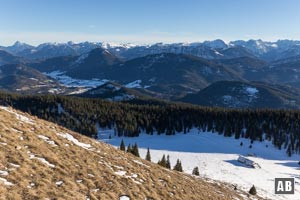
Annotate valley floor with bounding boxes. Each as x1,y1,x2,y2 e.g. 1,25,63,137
100,128,300,200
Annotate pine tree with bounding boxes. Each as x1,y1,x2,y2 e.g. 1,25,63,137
249,185,257,195
173,159,183,172
166,155,171,169
287,144,292,157
127,144,132,153
158,154,167,168
132,143,140,157
145,147,151,161
120,139,125,151
192,166,200,176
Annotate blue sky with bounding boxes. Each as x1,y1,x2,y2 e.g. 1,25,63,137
0,0,300,45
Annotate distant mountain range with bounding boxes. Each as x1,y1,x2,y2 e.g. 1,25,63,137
2,39,300,108
29,50,245,98
1,39,300,61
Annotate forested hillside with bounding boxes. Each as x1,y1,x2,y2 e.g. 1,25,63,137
0,92,300,156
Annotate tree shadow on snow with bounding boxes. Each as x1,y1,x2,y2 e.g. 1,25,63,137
275,161,300,168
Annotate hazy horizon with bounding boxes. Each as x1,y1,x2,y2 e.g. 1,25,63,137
2,37,300,47
1,0,300,45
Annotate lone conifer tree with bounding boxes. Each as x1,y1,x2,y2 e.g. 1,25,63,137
249,185,257,195
166,155,171,169
145,147,151,161
127,144,132,153
120,139,125,151
192,167,200,176
132,143,140,157
173,159,183,172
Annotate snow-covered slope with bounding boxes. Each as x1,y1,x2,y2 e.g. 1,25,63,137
103,129,300,200
44,70,108,88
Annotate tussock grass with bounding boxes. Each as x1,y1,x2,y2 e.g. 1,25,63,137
0,107,262,200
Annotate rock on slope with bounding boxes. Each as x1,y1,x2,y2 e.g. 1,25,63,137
0,106,256,200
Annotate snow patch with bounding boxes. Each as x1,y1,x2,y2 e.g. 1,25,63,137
11,128,23,134
55,180,63,186
9,163,20,168
0,177,14,186
119,195,130,200
37,135,49,140
68,88,90,95
0,106,35,124
57,132,92,150
0,170,9,176
37,135,57,146
106,83,121,91
245,87,259,96
114,171,127,176
133,160,150,168
29,154,55,168
125,80,142,88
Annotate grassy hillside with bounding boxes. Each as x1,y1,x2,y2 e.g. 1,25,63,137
0,106,255,200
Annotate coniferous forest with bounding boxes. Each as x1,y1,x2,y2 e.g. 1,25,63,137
1,92,300,156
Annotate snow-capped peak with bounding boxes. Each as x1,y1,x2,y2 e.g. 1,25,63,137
203,39,228,49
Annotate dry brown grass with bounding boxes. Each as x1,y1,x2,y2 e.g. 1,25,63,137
0,106,263,200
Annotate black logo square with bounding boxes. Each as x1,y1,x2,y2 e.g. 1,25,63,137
275,178,294,194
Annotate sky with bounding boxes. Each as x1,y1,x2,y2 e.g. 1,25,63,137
0,0,300,46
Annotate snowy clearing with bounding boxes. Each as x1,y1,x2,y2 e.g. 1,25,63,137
44,71,108,88
105,128,300,200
